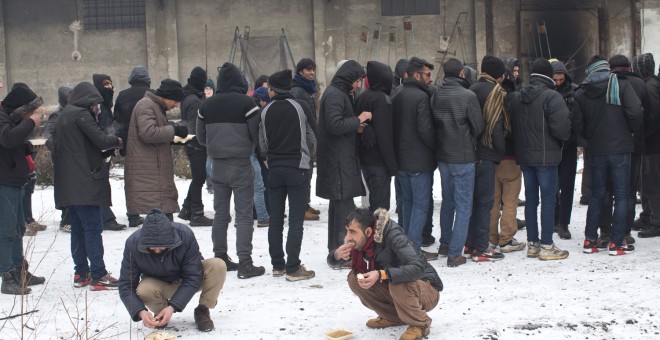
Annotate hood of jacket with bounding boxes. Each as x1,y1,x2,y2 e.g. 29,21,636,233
128,66,151,86
137,209,183,253
331,60,366,93
580,70,609,99
521,74,556,104
216,62,248,94
58,86,72,108
551,60,574,90
182,83,204,98
503,57,521,81
366,61,393,95
68,82,103,108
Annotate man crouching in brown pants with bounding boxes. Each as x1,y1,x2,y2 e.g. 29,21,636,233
329,208,443,339
119,209,226,332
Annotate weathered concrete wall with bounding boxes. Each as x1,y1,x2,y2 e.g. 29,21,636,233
641,0,660,61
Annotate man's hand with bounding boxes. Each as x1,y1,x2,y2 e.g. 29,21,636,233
154,305,175,327
333,242,354,261
358,111,372,124
357,270,379,289
29,111,42,127
139,310,159,328
357,123,366,133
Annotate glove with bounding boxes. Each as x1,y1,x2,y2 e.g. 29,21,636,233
174,125,188,138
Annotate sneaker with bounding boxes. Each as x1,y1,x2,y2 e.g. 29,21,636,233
582,239,600,254
272,267,285,277
517,218,526,230
190,214,213,227
596,236,610,249
194,305,214,332
307,206,321,215
437,243,449,256
304,210,320,221
556,224,572,240
422,250,438,261
517,199,525,207
400,325,430,340
59,223,71,233
500,239,526,253
285,264,315,281
237,258,265,279
22,261,45,286
24,224,38,236
421,234,436,247
216,254,239,271
631,218,649,231
463,246,474,259
366,316,404,329
538,243,569,261
26,220,47,231
527,242,541,258
472,248,505,262
73,272,92,288
1,269,31,295
178,207,191,221
638,226,660,238
89,274,118,291
129,217,145,228
609,242,635,256
103,221,127,231
447,255,466,267
257,218,270,228
624,234,635,245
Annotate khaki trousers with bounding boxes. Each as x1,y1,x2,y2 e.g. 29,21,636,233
489,159,522,246
136,258,227,314
347,271,439,328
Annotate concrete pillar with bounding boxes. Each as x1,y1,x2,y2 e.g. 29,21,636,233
0,0,7,95
145,0,179,82
313,0,347,91
474,0,488,66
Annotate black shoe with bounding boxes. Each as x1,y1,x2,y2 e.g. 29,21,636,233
21,260,45,286
631,218,650,231
556,224,572,240
103,221,127,231
638,226,660,238
517,219,526,230
194,305,214,332
216,254,239,271
1,269,31,295
178,207,191,221
129,217,144,228
421,234,436,247
579,197,590,205
517,199,525,207
237,258,265,279
189,214,213,227
437,243,449,256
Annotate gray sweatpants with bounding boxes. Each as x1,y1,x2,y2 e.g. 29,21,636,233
211,157,255,262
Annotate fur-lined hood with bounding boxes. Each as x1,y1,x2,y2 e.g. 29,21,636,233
373,208,390,243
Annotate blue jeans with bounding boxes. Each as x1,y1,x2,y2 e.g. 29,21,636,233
438,162,475,257
585,153,631,246
69,205,108,279
251,154,269,220
466,160,495,252
0,185,25,272
397,171,433,249
521,165,558,245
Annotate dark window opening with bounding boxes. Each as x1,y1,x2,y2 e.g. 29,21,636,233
381,0,440,16
83,0,145,30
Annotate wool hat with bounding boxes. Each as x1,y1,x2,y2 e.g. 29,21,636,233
188,66,207,91
205,78,216,90
2,85,42,117
481,55,506,79
268,69,292,94
155,79,184,102
252,86,270,103
531,58,554,78
296,58,317,74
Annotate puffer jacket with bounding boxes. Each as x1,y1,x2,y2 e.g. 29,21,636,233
469,79,506,162
52,82,120,208
432,76,485,163
509,74,571,166
124,91,178,214
119,209,203,321
316,60,366,200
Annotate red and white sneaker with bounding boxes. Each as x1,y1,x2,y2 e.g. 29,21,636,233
89,274,119,291
463,246,474,259
472,248,505,262
608,242,635,256
583,240,600,254
73,272,91,288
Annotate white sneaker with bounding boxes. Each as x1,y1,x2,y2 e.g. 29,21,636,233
538,243,569,260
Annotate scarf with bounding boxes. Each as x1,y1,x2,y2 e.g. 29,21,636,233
293,74,317,94
587,60,620,106
478,72,510,145
351,233,376,274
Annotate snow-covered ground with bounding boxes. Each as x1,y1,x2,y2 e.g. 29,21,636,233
3,158,660,340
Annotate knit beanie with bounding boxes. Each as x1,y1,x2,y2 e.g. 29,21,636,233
155,79,184,102
531,58,554,78
188,66,207,92
205,78,216,90
252,86,270,103
2,85,42,115
481,55,506,79
268,69,293,94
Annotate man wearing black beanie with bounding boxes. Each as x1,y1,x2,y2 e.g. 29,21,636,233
179,67,213,227
509,58,571,261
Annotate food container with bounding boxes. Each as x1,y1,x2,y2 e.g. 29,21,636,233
324,329,354,340
28,138,47,146
172,134,195,144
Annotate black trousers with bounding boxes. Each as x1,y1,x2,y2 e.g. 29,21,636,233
182,146,208,214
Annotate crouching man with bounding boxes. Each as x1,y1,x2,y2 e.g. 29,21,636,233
330,208,443,340
119,209,227,332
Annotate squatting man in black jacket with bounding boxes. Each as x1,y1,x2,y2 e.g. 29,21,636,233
119,209,227,332
330,208,443,340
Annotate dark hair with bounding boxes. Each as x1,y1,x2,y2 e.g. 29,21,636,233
345,208,375,231
405,57,434,77
254,75,269,89
296,58,317,74
588,55,608,67
609,54,631,68
443,58,464,78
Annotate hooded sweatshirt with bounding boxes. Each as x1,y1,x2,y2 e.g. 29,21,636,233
92,73,114,130
503,57,522,91
551,60,579,147
633,54,660,154
114,67,151,155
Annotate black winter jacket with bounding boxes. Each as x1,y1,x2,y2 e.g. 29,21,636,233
614,71,649,154
432,77,485,163
290,80,318,139
509,75,571,166
316,60,366,200
52,82,120,208
119,214,203,321
645,76,660,154
552,61,579,148
356,61,398,175
180,84,205,150
573,71,643,156
0,108,36,187
113,83,150,156
392,79,436,173
469,79,506,162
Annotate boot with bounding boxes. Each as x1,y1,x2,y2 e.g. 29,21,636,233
556,224,572,240
190,214,213,227
194,305,214,332
216,254,239,271
237,257,265,279
178,207,191,221
1,269,31,295
21,260,45,286
399,325,430,340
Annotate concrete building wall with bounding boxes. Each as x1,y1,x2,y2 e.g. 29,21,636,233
641,0,660,60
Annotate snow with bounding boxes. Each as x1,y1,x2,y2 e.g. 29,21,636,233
3,158,660,340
